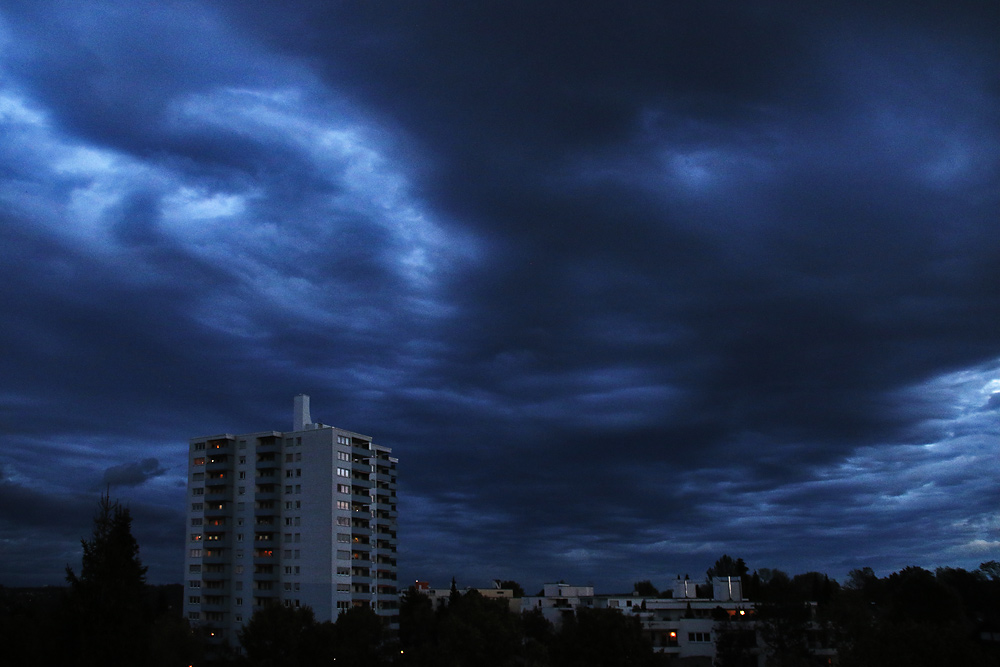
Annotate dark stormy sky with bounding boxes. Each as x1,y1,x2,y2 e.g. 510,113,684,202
1,1,998,592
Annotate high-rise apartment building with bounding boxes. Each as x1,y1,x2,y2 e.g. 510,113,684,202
183,395,398,645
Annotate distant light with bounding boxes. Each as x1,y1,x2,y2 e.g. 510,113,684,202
739,610,746,616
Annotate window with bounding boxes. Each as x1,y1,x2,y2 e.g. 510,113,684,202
285,518,294,526
238,471,246,480
188,596,201,604
239,440,247,449
285,566,293,574
338,550,351,560
237,518,244,526
284,533,292,542
191,518,203,526
286,469,294,478
294,550,300,559
189,580,201,588
294,533,301,543
192,488,204,496
337,517,350,526
337,467,350,478
337,567,350,576
337,484,350,494
338,435,349,445
296,452,302,462
191,534,202,542
337,500,350,510
236,597,243,606
338,451,350,461
239,486,245,495
239,455,246,464
235,565,244,574
286,453,294,463
193,472,204,481
190,549,202,558
189,564,201,573
338,533,350,543
337,583,350,592
191,503,203,511
284,582,292,591
237,534,244,542
235,615,243,622
688,632,711,643
194,443,206,451
295,566,300,574
188,611,201,620
294,517,301,526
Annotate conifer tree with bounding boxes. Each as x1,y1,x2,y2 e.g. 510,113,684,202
65,492,150,667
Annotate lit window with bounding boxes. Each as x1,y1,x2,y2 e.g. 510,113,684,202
191,534,202,542
337,468,350,478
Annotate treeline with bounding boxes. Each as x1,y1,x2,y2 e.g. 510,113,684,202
3,495,1000,666
706,555,1000,667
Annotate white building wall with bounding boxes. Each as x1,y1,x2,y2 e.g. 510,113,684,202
182,400,398,647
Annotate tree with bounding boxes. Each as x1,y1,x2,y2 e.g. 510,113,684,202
633,580,659,597
333,605,387,667
64,493,150,667
708,555,749,580
979,560,1000,582
499,579,526,597
238,603,320,667
552,607,659,667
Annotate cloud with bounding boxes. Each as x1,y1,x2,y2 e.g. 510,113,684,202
101,458,167,488
0,0,997,590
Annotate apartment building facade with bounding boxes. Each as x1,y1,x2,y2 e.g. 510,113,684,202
183,395,398,645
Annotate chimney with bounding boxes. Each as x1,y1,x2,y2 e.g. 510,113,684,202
293,394,312,431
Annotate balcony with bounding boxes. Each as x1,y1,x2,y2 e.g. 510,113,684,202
206,456,230,472
256,435,280,453
202,597,229,612
351,477,372,490
204,533,231,548
203,549,227,564
252,549,277,563
204,503,230,518
207,438,233,452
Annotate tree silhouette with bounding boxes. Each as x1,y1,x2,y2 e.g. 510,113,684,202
64,493,150,667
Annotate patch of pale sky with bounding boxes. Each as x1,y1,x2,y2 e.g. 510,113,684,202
161,186,247,223
176,86,474,289
0,91,45,126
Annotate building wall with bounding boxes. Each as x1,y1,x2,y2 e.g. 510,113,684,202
182,410,398,647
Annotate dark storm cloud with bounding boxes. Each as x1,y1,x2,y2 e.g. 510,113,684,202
0,0,997,589
101,458,167,488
